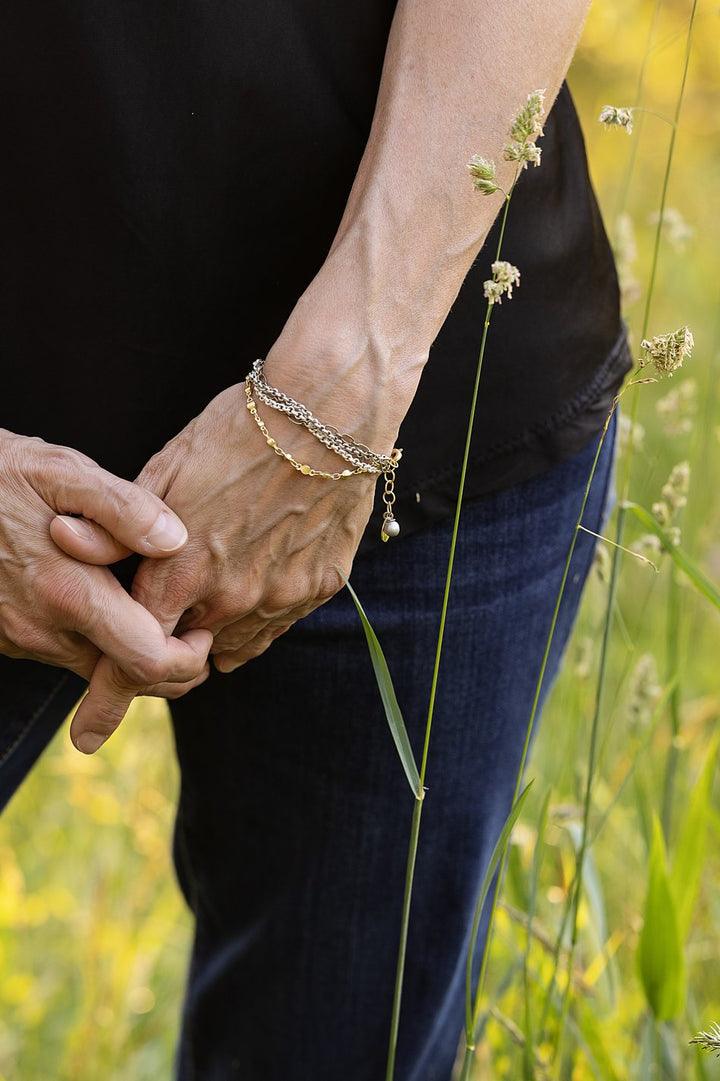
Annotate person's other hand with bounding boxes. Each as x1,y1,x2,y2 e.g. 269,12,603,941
52,377,386,750
0,429,213,752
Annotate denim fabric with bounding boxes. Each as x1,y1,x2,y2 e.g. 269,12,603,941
0,658,85,811
169,416,616,1081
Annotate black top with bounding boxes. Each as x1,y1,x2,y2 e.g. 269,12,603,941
1,0,630,553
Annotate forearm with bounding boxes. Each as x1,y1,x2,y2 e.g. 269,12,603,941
264,0,592,447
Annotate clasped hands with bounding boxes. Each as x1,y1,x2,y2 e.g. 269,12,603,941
3,380,378,755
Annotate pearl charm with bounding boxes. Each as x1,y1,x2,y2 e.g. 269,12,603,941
381,517,400,541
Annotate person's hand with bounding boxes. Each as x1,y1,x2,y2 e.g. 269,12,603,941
52,373,391,750
0,429,213,751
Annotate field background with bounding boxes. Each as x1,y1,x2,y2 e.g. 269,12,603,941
1,1,718,1078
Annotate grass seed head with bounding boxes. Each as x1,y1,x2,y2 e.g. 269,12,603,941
640,326,694,377
598,105,634,133
484,261,521,304
467,155,500,195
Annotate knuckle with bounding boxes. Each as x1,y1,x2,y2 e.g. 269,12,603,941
45,447,96,506
102,476,153,531
0,612,46,656
262,582,298,613
121,653,166,687
221,582,264,621
317,566,343,602
133,563,197,617
135,451,166,493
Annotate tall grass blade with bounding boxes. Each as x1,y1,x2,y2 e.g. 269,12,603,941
670,735,718,942
638,816,686,1021
341,573,423,799
465,781,534,1040
522,790,550,1080
625,503,720,610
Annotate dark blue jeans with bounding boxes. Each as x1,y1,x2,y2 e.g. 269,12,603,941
170,417,616,1081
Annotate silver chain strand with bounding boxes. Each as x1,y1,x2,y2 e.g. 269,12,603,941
244,358,402,541
247,358,398,473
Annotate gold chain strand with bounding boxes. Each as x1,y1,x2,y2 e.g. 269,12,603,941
247,358,398,473
245,386,364,479
245,383,402,541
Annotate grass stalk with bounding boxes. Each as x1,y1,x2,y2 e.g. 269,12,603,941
463,382,628,1066
385,796,423,1081
384,186,515,1081
552,500,625,1065
538,4,698,1062
661,566,682,839
616,0,698,507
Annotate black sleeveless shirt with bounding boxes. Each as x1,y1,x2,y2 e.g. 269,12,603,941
1,1,631,553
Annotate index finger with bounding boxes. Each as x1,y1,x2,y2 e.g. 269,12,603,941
70,627,212,754
65,566,204,682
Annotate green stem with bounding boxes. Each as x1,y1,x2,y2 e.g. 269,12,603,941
418,188,514,783
661,566,682,839
617,0,697,507
468,381,625,1050
384,183,515,1081
384,796,423,1081
458,1042,476,1081
553,502,625,1065
544,7,698,1064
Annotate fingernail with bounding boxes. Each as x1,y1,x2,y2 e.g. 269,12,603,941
58,515,96,540
75,731,108,755
145,511,188,552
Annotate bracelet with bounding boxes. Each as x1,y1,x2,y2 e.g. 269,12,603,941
247,359,398,473
244,361,402,542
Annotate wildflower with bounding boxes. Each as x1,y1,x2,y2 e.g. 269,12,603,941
467,155,500,195
640,326,694,378
598,105,634,133
649,207,694,251
483,261,521,305
690,1023,720,1056
626,653,661,733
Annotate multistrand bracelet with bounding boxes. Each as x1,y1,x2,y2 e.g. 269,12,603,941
244,359,402,542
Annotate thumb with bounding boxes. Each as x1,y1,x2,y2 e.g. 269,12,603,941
47,471,188,562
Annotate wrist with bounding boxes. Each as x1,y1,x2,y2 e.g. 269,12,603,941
261,251,428,453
